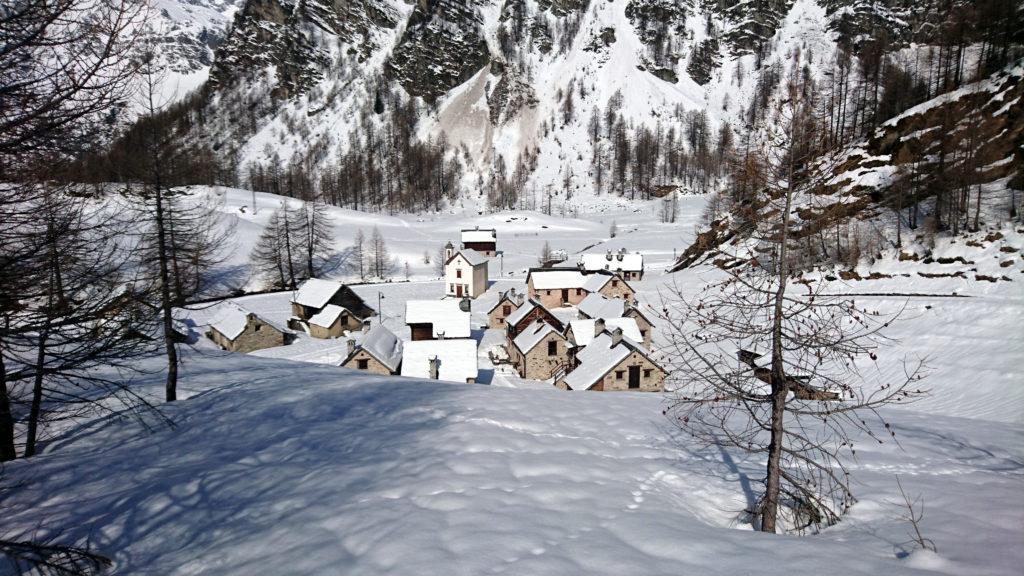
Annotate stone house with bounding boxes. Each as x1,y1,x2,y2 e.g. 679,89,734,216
576,293,626,320
623,303,656,349
291,278,375,328
444,243,489,298
504,298,564,340
555,328,667,392
526,268,635,309
460,226,497,256
405,299,471,341
307,304,351,339
509,319,570,380
400,339,478,383
341,322,403,375
207,302,288,353
579,248,644,280
487,288,525,329
565,317,644,351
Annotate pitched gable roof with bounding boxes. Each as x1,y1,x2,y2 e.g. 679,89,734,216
308,304,347,328
446,248,488,267
461,227,497,243
580,251,644,273
348,323,403,372
209,301,285,341
577,293,626,319
562,331,664,391
292,278,342,309
513,320,562,354
400,339,478,383
405,299,471,338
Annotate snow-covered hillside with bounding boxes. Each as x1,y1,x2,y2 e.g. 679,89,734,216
2,328,1022,574
3,186,1023,573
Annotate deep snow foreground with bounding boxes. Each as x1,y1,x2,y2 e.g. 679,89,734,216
3,349,1023,575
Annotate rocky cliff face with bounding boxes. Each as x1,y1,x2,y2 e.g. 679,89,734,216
385,0,490,103
151,0,1020,214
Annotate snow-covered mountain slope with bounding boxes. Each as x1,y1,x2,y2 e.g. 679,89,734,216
156,0,842,199
145,0,242,105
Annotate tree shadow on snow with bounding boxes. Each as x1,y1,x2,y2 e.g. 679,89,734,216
5,355,465,573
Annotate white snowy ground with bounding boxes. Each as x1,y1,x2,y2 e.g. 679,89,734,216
3,189,1023,574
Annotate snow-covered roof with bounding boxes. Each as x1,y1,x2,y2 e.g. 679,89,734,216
208,301,284,341
461,228,496,243
506,299,538,327
562,333,632,391
405,300,471,338
513,320,562,354
354,323,403,372
582,273,614,293
487,290,522,313
308,304,346,328
568,318,642,348
292,278,342,309
579,251,644,273
528,269,590,290
400,339,478,383
449,248,488,267
577,293,626,319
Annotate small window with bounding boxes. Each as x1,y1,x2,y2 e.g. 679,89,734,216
576,288,582,295
547,341,557,356
456,269,462,278
644,369,652,378
357,359,369,370
640,330,647,338
616,370,624,380
503,305,511,315
546,290,551,295
612,280,619,287
254,324,262,332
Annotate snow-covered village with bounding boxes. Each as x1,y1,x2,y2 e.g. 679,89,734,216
2,0,1023,574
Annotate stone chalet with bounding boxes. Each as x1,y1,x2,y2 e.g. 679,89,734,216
487,288,525,329
579,249,644,281
504,297,564,340
555,327,667,392
405,299,472,341
444,243,489,299
291,278,375,336
400,339,479,384
576,293,656,349
341,322,403,375
460,226,497,256
207,302,289,353
526,268,635,309
509,318,570,380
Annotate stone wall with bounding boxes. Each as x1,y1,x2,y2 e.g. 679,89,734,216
342,348,395,375
210,315,285,353
514,331,569,380
488,299,520,328
555,349,665,392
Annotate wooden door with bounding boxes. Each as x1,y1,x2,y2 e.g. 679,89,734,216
561,288,569,303
456,284,463,297
628,366,641,389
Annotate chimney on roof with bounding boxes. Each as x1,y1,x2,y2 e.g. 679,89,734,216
606,249,612,261
428,356,440,380
347,339,355,356
611,327,623,346
516,293,524,306
594,318,605,338
363,318,372,330
475,225,480,230
437,330,445,340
